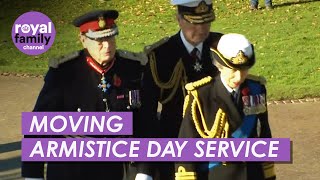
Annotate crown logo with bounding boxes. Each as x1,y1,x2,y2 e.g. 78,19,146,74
195,1,209,14
98,16,106,29
231,51,248,64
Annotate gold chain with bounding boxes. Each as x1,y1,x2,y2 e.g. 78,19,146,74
182,94,190,118
183,76,229,138
149,52,187,104
191,96,229,138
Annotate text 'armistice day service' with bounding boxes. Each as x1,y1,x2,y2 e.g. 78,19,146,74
22,112,291,162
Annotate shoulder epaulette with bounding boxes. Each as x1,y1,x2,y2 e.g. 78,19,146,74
247,74,266,85
49,51,80,68
117,49,148,65
144,36,170,55
185,76,212,91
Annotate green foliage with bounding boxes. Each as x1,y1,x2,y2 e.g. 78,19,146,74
0,0,319,100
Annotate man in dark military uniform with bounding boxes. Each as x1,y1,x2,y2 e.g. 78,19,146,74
175,33,276,180
21,10,144,180
136,0,223,179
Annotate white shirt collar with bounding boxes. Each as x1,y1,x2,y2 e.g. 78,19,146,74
220,75,239,94
180,30,203,57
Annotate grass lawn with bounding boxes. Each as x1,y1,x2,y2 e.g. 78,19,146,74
0,0,319,100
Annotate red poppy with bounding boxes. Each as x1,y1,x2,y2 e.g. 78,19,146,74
113,74,122,87
241,87,250,96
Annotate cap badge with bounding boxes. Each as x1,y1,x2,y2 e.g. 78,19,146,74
98,16,106,29
231,50,248,65
195,1,209,14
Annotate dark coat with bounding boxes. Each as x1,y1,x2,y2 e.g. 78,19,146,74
136,32,223,179
21,49,143,180
175,75,274,180
138,31,223,138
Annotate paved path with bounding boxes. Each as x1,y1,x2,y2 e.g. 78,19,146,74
0,75,319,180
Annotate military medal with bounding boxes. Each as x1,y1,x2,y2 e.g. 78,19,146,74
129,90,141,109
259,94,266,105
86,56,115,112
241,87,266,115
98,75,111,93
193,61,203,72
242,96,250,106
190,48,203,72
243,94,267,115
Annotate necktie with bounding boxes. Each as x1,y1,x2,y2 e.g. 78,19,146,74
190,48,202,72
231,90,238,105
190,48,200,61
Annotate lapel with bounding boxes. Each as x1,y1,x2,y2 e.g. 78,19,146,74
63,53,101,111
201,39,212,62
173,31,193,62
175,31,217,82
213,76,243,132
173,32,199,82
236,82,247,115
201,41,214,73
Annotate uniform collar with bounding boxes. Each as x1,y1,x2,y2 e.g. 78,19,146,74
220,74,239,94
86,56,115,75
180,30,203,57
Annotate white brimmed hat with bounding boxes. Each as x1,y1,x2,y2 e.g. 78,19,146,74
171,0,215,24
211,33,255,70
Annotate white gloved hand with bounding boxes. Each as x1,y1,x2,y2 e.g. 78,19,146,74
135,173,153,180
25,178,44,180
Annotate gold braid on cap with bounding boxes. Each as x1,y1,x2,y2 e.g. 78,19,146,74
183,13,215,24
210,48,234,69
184,77,230,138
149,52,187,104
231,50,248,65
211,48,249,67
